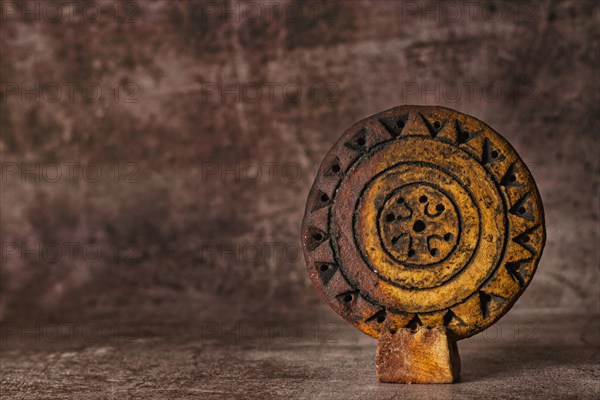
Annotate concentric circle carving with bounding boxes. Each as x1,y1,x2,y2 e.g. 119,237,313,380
302,105,545,340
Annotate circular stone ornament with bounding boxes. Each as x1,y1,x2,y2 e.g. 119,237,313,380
302,105,545,340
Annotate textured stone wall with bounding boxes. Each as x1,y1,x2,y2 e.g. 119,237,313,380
1,0,598,325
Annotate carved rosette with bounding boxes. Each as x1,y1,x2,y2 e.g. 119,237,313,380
302,105,545,340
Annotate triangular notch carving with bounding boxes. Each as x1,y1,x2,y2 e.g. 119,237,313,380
305,226,329,251
420,113,447,138
344,128,369,152
379,114,408,137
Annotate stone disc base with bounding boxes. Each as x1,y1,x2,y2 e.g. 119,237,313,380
376,326,460,384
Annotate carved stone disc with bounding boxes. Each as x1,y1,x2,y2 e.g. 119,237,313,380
301,105,545,340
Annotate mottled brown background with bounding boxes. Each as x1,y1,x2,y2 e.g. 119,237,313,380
1,0,598,329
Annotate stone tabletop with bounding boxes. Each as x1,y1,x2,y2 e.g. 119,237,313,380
1,308,597,399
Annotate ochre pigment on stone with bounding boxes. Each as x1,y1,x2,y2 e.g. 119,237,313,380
302,105,545,383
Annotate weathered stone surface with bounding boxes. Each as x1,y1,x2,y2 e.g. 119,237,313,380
0,310,598,399
302,105,546,382
302,105,545,341
376,327,460,384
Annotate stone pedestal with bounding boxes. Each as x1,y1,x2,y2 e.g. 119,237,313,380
376,326,460,384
